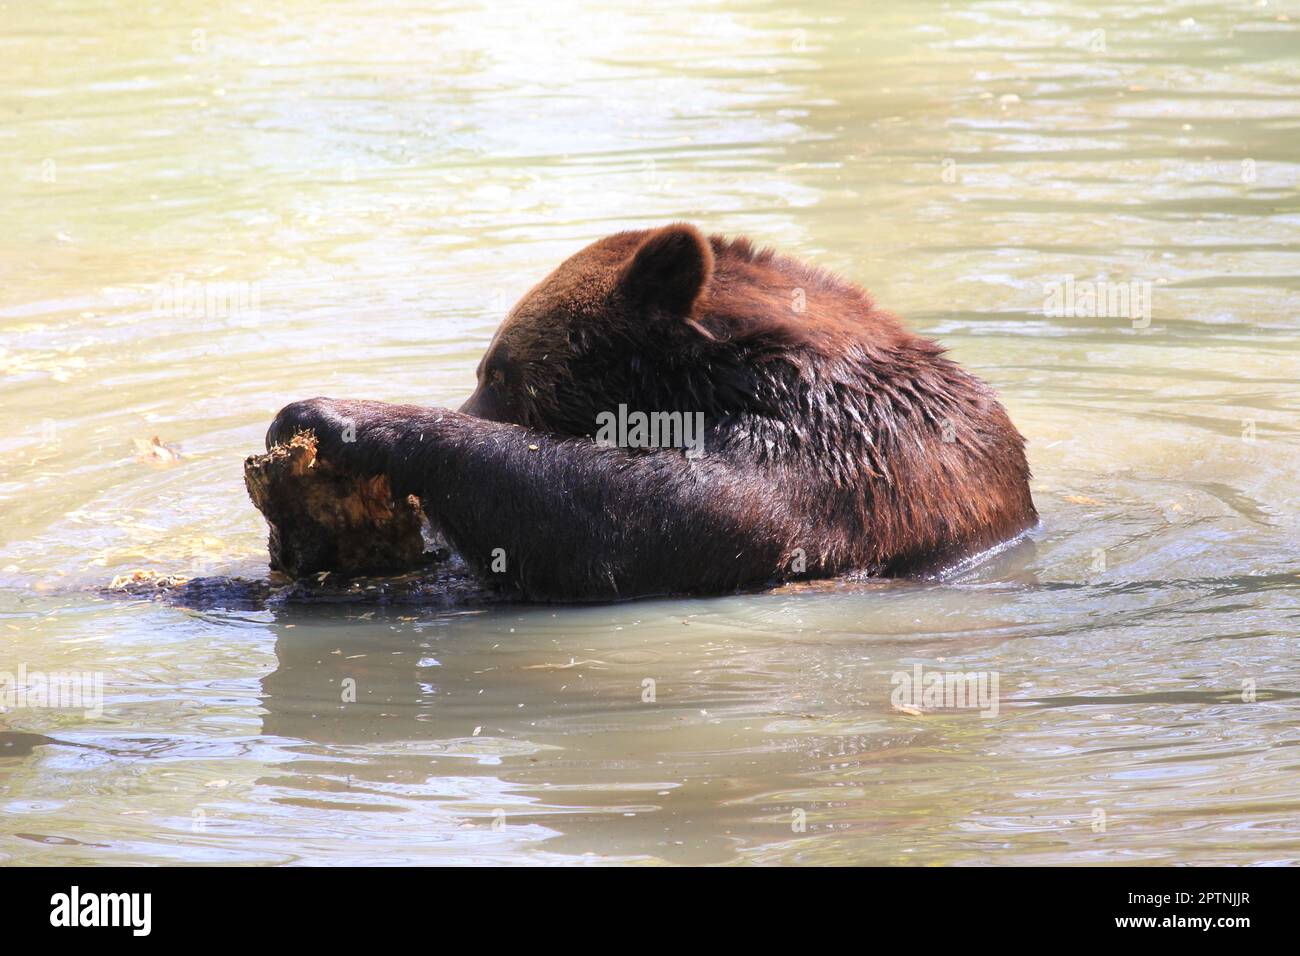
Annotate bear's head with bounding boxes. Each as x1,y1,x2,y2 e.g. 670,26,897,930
458,223,719,436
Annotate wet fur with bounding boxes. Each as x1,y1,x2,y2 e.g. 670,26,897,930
269,224,1037,600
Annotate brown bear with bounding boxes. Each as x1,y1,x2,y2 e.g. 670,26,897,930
267,223,1036,601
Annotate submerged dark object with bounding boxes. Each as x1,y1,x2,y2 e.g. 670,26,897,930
104,565,507,610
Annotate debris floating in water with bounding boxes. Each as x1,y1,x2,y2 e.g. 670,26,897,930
108,569,190,590
133,436,184,464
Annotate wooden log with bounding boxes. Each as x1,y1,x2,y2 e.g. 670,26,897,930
243,431,432,578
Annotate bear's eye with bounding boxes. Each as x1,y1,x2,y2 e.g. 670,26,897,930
489,367,506,388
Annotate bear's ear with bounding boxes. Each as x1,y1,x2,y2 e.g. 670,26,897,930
619,223,714,317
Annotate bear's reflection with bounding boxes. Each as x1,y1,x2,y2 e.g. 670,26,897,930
259,607,510,746
252,555,1043,864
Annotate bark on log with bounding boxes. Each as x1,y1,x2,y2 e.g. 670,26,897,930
243,432,431,578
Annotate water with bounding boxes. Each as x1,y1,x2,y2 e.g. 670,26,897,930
2,0,1298,865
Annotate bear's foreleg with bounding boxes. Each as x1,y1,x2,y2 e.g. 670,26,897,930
266,398,808,600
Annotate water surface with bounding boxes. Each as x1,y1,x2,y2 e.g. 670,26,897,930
2,0,1299,865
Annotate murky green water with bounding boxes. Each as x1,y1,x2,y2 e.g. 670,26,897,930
2,0,1298,865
